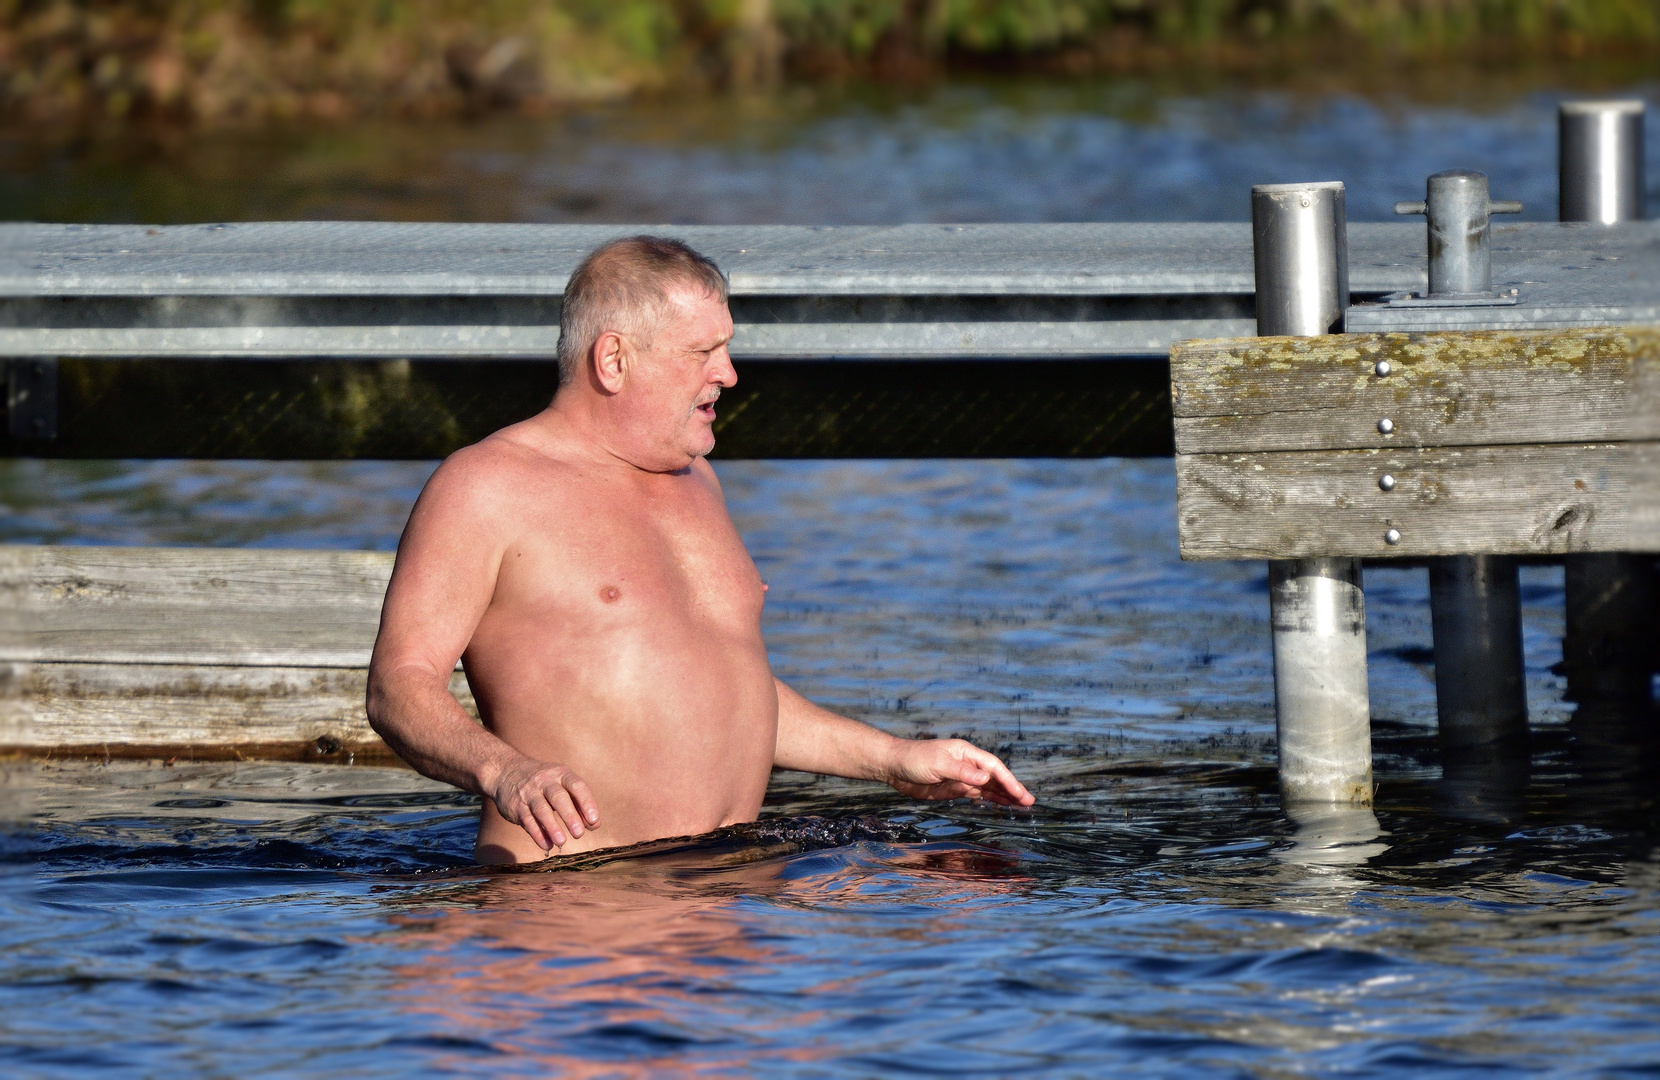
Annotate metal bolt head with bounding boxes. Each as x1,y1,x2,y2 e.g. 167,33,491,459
1379,474,1396,491
1374,360,1392,377
1384,528,1401,545
1377,418,1395,435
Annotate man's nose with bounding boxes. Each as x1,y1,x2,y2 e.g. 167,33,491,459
711,347,737,387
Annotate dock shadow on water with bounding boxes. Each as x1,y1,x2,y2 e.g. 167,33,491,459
5,459,1660,1073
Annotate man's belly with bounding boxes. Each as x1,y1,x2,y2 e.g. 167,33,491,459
463,623,778,863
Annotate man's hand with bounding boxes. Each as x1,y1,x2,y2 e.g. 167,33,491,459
884,738,1035,807
773,679,1036,808
488,756,601,852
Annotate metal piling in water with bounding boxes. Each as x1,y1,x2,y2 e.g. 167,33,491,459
1559,99,1656,718
1396,170,1531,754
1250,181,1375,808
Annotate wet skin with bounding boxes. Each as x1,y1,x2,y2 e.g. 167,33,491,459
367,283,1033,864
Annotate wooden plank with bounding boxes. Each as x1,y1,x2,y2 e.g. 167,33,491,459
1171,327,1660,455
0,661,474,762
1176,442,1659,561
0,546,392,666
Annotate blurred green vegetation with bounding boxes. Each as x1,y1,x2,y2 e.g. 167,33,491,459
3,0,1657,126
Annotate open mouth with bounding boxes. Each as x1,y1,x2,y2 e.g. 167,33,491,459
694,394,719,420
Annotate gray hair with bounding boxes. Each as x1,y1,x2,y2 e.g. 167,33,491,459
555,236,729,387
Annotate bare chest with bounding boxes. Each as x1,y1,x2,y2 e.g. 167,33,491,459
490,471,763,629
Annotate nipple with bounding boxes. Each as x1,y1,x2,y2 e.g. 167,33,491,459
600,585,621,603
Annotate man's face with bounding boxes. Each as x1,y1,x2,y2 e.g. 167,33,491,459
620,284,736,470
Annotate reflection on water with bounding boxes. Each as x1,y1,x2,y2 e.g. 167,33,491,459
386,832,1029,1073
5,76,1660,1071
6,459,1660,1072
1278,806,1388,868
15,732,1660,1073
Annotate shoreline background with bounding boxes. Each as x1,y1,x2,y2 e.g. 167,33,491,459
3,0,1658,130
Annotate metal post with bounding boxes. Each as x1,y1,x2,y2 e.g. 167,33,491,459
1430,555,1528,749
1395,169,1524,297
1560,100,1654,715
1564,555,1656,705
1253,181,1373,807
1560,100,1645,223
1269,559,1373,805
1253,182,1349,337
1399,169,1532,751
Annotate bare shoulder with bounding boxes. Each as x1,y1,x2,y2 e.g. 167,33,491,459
417,422,581,524
688,456,728,501
393,449,518,579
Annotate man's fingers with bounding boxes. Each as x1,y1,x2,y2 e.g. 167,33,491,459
898,779,980,801
513,801,550,851
947,748,993,786
545,785,586,839
526,795,568,850
959,746,1034,806
983,759,1034,806
564,773,601,827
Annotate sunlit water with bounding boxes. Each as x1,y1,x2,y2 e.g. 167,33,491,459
11,458,1658,1074
3,77,1657,224
6,78,1660,1074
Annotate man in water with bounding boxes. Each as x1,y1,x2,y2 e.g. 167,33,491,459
367,236,1033,864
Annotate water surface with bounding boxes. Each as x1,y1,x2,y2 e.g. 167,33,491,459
12,458,1658,1075
6,78,1660,1075
4,78,1656,224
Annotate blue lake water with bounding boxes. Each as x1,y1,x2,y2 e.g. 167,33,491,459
5,78,1660,1074
3,78,1657,224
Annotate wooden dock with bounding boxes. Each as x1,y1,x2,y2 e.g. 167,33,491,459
1172,326,1660,560
0,545,469,762
3,123,1658,776
5,220,1656,460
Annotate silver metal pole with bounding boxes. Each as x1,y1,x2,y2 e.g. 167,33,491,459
1252,182,1349,336
1400,169,1533,750
1269,559,1374,805
1252,181,1373,807
1560,100,1654,715
1560,100,1646,224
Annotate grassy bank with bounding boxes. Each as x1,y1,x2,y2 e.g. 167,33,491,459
4,0,1658,127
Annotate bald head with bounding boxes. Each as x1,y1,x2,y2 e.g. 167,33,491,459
556,236,729,388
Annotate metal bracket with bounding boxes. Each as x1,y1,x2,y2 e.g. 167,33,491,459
1364,287,1521,309
6,358,58,441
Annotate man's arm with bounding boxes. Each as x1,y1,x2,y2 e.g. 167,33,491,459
772,679,1034,806
366,452,598,853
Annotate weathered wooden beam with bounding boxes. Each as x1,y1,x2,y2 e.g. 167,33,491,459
1177,442,1659,560
1,545,392,666
1171,327,1660,456
1,357,1174,459
0,661,471,763
0,545,482,761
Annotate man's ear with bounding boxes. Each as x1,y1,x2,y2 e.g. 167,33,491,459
590,330,628,394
